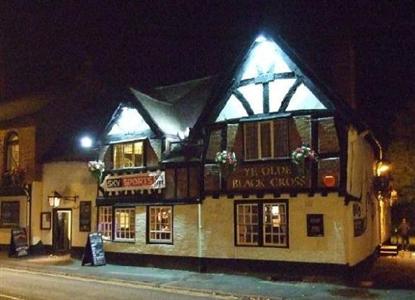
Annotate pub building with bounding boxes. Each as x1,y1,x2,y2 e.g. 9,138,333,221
91,30,392,274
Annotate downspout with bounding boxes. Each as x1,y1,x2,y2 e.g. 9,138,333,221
360,130,384,246
369,131,384,245
197,202,203,272
24,184,32,248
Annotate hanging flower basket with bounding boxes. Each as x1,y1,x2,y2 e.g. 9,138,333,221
291,145,318,165
3,167,26,187
88,160,105,183
291,145,318,175
215,150,237,179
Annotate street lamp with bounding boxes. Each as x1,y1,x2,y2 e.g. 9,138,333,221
48,191,78,208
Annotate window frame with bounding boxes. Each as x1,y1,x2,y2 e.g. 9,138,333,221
4,132,19,172
234,200,289,248
0,201,20,228
114,207,136,242
243,120,290,161
112,140,146,170
147,205,174,244
97,206,113,241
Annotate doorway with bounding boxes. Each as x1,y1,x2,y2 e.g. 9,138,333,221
53,209,72,252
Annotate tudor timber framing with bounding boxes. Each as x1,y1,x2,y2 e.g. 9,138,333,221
193,28,365,136
201,111,345,199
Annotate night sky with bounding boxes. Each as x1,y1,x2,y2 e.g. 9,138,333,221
1,1,414,147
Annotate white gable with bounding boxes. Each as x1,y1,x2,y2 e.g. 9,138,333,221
269,78,296,112
108,107,151,136
241,38,292,80
286,84,326,111
215,35,329,123
237,84,263,114
216,95,248,122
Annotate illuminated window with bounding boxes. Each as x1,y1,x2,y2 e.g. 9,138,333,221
114,207,135,241
98,206,112,240
5,132,19,172
148,206,173,243
236,203,259,245
235,201,288,247
113,141,144,169
263,203,287,246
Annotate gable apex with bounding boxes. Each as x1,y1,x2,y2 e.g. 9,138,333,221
102,103,155,143
194,27,363,134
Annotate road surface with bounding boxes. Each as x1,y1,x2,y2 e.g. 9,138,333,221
0,267,237,300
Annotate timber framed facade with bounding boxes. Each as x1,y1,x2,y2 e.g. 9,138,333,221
90,29,391,273
0,28,392,275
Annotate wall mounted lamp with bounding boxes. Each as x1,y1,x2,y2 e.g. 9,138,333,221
48,191,78,208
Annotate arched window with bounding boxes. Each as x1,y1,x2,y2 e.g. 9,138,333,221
5,132,19,172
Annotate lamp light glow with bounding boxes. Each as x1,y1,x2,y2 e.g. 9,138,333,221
375,161,391,176
80,136,93,148
255,35,267,43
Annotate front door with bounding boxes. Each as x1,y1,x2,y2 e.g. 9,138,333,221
53,209,72,252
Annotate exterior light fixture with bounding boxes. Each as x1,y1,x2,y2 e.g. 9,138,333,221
390,189,398,206
255,35,267,43
48,191,78,208
373,160,391,195
80,136,93,148
375,160,391,177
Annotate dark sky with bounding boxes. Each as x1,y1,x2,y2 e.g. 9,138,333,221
1,1,414,146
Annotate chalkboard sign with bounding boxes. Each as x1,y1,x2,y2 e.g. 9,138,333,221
82,232,106,266
9,227,29,257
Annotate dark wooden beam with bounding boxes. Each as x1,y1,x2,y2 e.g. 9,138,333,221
238,72,296,88
263,83,269,114
233,90,254,116
311,117,319,192
278,78,302,112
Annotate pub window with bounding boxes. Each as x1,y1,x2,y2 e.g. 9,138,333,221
113,141,144,169
148,206,173,243
236,203,259,245
263,203,287,246
97,206,112,240
235,201,288,247
114,207,135,241
5,132,19,172
244,119,291,160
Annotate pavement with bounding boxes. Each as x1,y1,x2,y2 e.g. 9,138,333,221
1,251,415,299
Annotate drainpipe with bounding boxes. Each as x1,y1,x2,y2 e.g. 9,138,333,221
23,184,32,248
197,202,203,272
360,130,384,246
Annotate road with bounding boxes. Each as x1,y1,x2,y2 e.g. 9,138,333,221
0,268,237,300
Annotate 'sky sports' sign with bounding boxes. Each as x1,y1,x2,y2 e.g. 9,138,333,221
101,171,165,193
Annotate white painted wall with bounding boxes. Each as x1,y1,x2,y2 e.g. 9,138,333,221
40,161,97,247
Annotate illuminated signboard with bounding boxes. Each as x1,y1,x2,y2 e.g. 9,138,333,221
100,171,165,193
226,162,311,191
